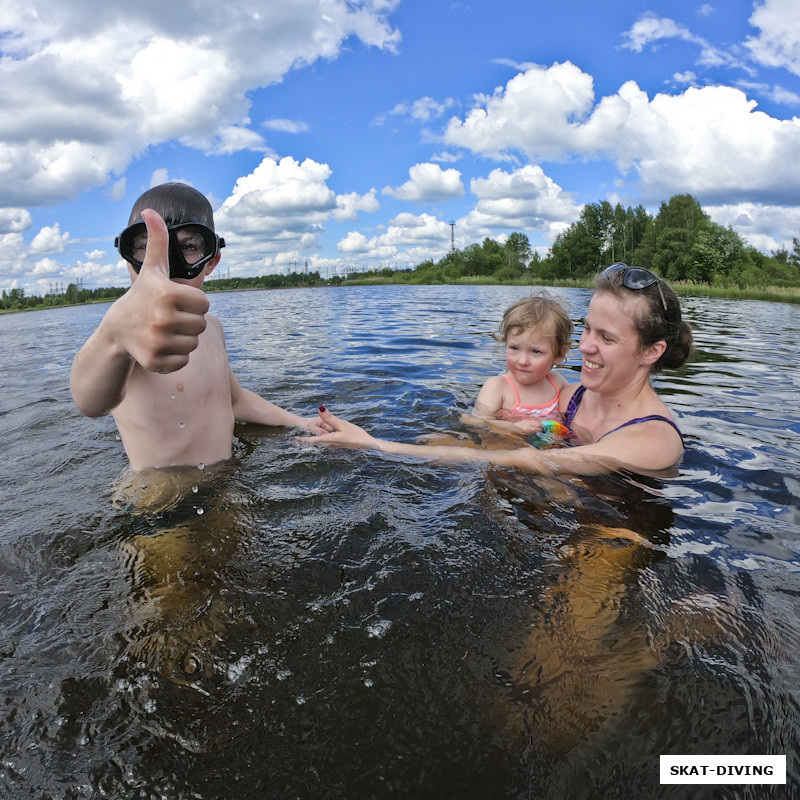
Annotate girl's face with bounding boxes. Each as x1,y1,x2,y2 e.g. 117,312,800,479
505,326,561,385
578,291,652,393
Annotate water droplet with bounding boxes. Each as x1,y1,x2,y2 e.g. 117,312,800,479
196,507,204,515
171,393,176,400
179,422,185,429
227,655,253,683
197,462,205,471
182,653,200,675
295,696,306,705
367,619,392,638
192,485,199,494
363,678,374,688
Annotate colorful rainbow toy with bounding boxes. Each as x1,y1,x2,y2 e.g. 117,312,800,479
527,419,572,449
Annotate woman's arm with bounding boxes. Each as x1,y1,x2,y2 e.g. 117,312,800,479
302,408,681,474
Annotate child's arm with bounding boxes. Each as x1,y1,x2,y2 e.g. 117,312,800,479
70,210,209,417
461,376,510,425
464,375,543,438
229,372,331,434
472,375,506,420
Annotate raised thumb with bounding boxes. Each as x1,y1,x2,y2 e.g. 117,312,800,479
138,208,171,277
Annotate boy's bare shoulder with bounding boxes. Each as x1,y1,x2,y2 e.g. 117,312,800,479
203,313,227,342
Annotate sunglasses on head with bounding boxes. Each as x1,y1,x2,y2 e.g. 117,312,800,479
602,262,667,311
115,220,226,280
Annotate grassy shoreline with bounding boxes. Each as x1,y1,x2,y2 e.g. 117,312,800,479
341,276,800,304
4,278,800,314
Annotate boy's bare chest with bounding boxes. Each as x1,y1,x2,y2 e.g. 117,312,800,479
118,326,232,421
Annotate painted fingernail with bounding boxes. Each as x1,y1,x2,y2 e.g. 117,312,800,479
319,404,327,412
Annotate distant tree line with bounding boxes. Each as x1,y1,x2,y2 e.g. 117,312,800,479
386,194,800,289
544,193,800,288
0,284,127,312
0,271,327,312
4,193,799,313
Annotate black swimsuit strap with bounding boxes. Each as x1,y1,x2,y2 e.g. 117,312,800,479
564,384,586,427
598,415,683,442
564,385,682,441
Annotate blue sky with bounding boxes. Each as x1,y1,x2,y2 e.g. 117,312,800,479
3,0,800,294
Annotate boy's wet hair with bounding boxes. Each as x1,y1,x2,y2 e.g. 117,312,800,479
493,291,574,359
128,182,216,230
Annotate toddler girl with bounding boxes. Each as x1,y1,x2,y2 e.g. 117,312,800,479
473,293,573,442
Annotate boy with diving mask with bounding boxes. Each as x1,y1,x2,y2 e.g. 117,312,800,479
71,182,329,471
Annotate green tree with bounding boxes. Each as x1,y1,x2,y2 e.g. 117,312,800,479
550,201,649,277
617,205,653,267
2,287,26,310
550,204,605,278
502,232,532,276
790,238,800,267
460,243,492,276
687,223,748,283
650,194,709,281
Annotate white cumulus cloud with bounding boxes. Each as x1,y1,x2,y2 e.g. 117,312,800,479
383,163,465,202
747,0,800,76
0,0,401,207
334,189,380,222
29,224,70,255
443,61,800,205
215,156,386,273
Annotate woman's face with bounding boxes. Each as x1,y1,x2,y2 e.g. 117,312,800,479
578,290,650,393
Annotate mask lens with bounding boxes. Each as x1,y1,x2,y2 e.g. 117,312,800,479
176,229,207,266
115,222,147,273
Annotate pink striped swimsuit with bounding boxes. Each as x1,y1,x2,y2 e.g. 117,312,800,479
499,373,560,419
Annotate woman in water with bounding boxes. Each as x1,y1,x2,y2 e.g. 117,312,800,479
304,264,693,475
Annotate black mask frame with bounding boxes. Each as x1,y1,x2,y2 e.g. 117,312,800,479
115,220,226,279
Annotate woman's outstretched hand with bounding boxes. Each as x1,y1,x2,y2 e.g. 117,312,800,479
297,406,380,450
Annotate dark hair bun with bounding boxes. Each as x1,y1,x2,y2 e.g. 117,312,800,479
657,320,693,371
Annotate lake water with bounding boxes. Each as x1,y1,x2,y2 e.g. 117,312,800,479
1,284,798,799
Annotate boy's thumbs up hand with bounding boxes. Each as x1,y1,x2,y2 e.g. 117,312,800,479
110,208,210,373
137,207,172,279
